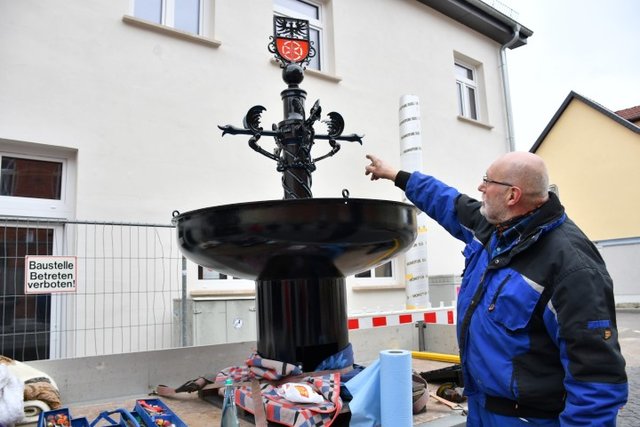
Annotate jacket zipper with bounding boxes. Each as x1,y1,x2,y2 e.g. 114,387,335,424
459,269,488,356
487,274,511,312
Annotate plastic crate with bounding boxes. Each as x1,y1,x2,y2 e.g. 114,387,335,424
89,409,140,427
37,408,90,427
133,399,187,427
128,411,146,427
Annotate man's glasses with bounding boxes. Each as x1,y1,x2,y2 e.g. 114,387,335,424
482,175,514,187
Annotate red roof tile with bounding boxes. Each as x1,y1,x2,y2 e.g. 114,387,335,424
615,105,640,122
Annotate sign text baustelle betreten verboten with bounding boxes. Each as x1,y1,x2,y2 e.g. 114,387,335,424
24,256,77,294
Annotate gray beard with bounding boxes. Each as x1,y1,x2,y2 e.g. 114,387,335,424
480,204,500,225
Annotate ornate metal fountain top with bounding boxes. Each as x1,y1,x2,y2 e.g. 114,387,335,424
218,16,363,199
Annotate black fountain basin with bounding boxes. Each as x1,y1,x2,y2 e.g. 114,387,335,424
173,198,417,280
174,198,417,369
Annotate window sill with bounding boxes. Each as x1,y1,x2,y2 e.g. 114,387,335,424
269,58,342,83
190,288,255,299
457,115,494,130
122,15,221,48
352,283,406,292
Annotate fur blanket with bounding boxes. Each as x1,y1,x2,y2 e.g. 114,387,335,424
0,356,61,425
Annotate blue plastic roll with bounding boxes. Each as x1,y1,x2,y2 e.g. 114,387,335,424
380,349,412,426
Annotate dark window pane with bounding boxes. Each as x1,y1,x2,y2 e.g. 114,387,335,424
375,262,392,278
467,87,477,119
0,227,53,361
199,266,235,280
455,64,473,80
1,157,62,200
355,270,371,278
454,64,464,79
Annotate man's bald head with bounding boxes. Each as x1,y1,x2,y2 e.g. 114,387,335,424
489,151,550,211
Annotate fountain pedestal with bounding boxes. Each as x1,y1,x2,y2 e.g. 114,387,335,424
256,277,347,370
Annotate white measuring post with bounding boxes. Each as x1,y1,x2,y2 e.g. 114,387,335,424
399,95,429,309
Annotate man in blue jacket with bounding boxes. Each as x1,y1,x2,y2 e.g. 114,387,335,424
365,151,628,426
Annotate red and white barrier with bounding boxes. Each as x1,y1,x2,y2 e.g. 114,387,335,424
347,306,456,331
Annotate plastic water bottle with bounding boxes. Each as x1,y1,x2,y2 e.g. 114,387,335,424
221,377,240,427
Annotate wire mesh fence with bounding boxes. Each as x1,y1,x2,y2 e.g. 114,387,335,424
0,218,184,361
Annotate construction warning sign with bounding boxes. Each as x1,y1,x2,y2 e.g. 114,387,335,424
24,256,77,294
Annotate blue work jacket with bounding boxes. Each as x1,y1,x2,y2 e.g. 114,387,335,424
398,171,628,426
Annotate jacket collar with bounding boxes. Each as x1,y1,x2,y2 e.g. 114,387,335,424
521,191,565,238
490,192,566,266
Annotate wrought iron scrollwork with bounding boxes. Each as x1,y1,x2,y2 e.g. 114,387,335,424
268,16,316,69
218,16,363,199
324,112,345,138
218,100,362,199
243,105,266,133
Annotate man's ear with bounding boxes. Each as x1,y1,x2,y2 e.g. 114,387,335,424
507,186,522,206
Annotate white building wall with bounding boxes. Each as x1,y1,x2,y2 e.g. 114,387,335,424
595,239,640,305
0,0,511,313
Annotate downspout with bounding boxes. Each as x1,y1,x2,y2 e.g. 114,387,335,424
500,24,520,152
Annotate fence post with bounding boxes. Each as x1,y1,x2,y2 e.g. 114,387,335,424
416,320,426,351
181,256,188,347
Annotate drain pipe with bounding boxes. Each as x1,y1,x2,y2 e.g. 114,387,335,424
500,24,521,152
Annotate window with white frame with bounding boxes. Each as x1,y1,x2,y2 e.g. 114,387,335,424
198,266,240,280
133,0,205,35
274,0,324,71
0,143,76,219
197,265,254,292
355,260,395,283
1,157,62,200
455,62,479,120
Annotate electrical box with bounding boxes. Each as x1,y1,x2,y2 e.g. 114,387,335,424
173,298,257,347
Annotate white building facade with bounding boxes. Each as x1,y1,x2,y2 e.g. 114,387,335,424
0,0,531,353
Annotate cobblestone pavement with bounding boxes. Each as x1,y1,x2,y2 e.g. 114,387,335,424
616,309,640,426
618,366,639,426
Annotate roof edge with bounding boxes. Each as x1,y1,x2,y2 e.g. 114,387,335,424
417,0,533,48
615,106,640,122
530,91,640,153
